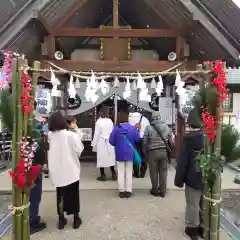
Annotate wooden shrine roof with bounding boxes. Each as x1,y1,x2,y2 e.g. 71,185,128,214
0,0,240,63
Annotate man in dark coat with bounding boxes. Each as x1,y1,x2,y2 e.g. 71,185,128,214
29,102,47,234
174,108,204,240
143,111,173,197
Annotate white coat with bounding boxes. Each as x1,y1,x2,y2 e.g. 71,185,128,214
91,117,116,168
48,129,84,187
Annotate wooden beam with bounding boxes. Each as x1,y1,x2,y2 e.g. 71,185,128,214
39,60,198,73
41,35,56,58
176,36,186,60
52,28,179,38
55,0,88,28
113,0,119,28
32,10,51,33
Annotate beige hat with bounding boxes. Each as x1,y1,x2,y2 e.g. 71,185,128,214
152,111,160,117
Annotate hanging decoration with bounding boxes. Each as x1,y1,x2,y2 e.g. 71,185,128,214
75,78,81,89
132,80,137,91
156,76,164,96
50,67,61,97
150,78,157,89
100,78,109,95
67,75,81,109
175,69,181,87
137,72,144,89
175,72,185,95
123,77,132,99
113,76,120,88
68,75,76,99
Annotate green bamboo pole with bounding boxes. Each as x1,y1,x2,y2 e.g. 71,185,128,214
19,58,31,240
11,58,19,240
203,136,211,240
210,104,222,240
28,61,40,130
12,58,24,240
196,64,211,240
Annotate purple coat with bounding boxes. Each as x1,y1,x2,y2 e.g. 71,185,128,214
109,123,140,162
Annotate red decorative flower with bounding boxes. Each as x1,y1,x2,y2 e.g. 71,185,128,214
21,72,34,115
9,137,40,190
200,60,228,144
201,109,216,143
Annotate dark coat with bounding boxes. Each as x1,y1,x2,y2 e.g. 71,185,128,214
174,130,204,190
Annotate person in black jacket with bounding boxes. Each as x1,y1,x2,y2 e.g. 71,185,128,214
29,101,47,234
174,109,204,240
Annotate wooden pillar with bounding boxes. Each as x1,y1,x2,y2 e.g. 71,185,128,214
176,36,186,61
113,0,119,28
41,35,56,59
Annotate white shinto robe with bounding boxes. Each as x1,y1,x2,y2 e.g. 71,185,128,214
91,117,116,168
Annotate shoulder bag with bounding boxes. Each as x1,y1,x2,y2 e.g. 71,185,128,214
150,123,173,163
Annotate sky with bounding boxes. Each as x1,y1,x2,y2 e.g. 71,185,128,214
233,0,240,7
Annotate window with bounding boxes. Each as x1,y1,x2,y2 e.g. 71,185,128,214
223,93,233,112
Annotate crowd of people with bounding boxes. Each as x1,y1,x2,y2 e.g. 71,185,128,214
29,103,204,240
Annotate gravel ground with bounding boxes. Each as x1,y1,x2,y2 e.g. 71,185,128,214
31,190,189,240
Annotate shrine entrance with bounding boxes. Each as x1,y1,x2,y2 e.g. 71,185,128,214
75,94,152,161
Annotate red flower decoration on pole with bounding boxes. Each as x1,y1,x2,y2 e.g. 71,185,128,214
9,137,40,190
21,72,34,115
200,60,228,143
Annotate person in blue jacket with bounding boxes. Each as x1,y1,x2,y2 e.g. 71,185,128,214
109,112,141,198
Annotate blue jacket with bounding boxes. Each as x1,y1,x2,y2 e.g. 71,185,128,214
109,123,140,162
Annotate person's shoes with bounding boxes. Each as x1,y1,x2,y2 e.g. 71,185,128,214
112,173,117,181
119,192,125,198
97,175,106,181
140,173,145,178
198,226,204,238
58,218,67,230
73,217,82,229
30,221,47,235
185,227,199,240
133,173,140,178
125,191,132,198
159,192,166,198
150,189,159,197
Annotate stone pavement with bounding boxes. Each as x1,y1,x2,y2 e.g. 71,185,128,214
0,163,238,192
3,190,228,240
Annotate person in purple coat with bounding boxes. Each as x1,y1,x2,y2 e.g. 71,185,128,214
109,119,141,198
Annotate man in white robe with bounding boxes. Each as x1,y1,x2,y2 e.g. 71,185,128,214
91,107,116,181
128,105,150,178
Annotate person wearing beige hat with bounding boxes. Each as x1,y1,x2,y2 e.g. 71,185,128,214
142,110,173,197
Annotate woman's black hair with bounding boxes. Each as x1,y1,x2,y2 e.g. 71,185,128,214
48,111,67,132
98,106,109,118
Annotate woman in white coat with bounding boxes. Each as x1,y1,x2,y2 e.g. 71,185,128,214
48,112,84,230
91,106,116,181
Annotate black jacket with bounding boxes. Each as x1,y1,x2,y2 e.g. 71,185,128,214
174,130,203,190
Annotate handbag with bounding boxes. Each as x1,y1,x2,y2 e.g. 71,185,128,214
123,136,142,165
150,123,173,163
